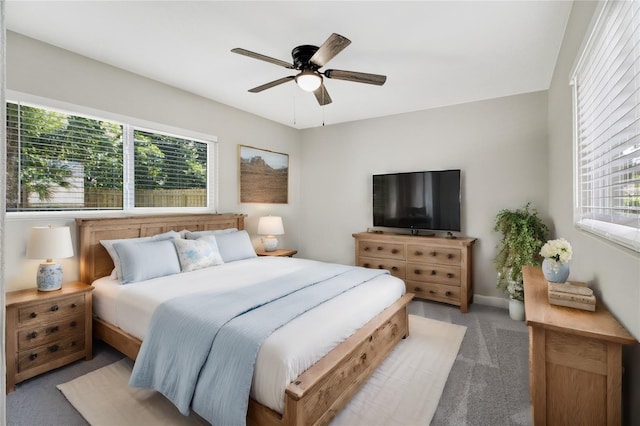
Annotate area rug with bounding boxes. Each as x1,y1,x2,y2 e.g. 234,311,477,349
58,315,466,426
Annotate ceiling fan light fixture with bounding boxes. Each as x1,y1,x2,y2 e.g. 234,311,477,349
295,70,322,92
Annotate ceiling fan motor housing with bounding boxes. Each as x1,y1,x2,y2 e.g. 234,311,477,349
292,45,320,70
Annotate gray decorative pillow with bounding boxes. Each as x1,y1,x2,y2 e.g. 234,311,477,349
113,239,181,284
173,237,224,272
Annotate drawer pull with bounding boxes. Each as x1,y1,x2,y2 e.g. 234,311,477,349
447,273,454,279
391,266,398,271
429,290,436,294
391,249,398,254
71,341,77,347
48,326,59,333
70,321,77,327
363,263,370,268
447,254,453,259
71,303,78,308
414,269,421,275
29,353,38,361
445,291,452,297
413,287,422,292
378,265,384,269
363,246,370,251
29,331,38,339
430,251,437,256
431,270,437,275
361,353,367,361
415,251,423,256
49,344,59,353
30,312,37,319
50,305,59,312
377,246,383,251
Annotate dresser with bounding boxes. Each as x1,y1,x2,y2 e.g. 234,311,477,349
5,281,94,393
523,266,637,425
353,232,476,312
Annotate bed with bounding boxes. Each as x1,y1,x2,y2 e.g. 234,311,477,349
76,213,413,426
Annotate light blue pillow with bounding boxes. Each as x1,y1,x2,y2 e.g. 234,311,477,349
113,239,181,284
101,230,180,279
214,230,257,262
184,228,238,240
173,237,224,272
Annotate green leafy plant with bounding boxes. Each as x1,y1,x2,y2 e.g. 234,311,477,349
493,203,549,301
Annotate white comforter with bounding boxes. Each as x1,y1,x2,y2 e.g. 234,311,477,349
92,256,405,414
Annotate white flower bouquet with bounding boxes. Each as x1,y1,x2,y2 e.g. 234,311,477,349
540,238,572,264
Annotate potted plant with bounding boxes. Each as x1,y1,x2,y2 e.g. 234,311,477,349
493,203,549,320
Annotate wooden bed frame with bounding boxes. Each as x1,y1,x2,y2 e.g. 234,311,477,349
76,213,413,426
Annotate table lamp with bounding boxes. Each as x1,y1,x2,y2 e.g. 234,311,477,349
258,216,284,252
26,226,74,291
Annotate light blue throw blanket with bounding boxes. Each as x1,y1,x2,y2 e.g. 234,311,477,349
129,262,388,426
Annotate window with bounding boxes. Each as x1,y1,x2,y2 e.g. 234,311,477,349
572,0,640,252
6,100,214,212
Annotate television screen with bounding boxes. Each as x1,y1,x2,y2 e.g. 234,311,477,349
373,170,461,232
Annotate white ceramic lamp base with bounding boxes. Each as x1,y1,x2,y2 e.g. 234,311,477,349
263,236,279,252
37,262,63,291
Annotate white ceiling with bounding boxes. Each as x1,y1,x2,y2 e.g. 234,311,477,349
6,1,573,129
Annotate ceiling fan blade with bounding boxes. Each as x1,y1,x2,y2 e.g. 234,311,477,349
324,69,387,86
313,84,332,106
248,76,295,93
309,33,351,68
231,48,294,69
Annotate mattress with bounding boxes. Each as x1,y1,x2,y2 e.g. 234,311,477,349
92,256,405,414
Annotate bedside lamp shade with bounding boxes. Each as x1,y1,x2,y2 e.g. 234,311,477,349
27,226,74,291
258,216,284,252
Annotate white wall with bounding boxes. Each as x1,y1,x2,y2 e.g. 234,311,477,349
299,91,550,301
4,32,302,292
547,2,640,423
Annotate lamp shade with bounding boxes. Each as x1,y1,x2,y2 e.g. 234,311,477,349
26,226,74,260
295,70,322,92
258,216,284,236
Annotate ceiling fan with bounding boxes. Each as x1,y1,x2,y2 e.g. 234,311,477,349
231,33,387,106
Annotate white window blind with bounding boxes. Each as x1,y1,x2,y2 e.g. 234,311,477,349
6,101,212,212
572,0,640,252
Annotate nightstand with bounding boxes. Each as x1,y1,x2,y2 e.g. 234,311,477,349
5,281,94,393
256,249,298,257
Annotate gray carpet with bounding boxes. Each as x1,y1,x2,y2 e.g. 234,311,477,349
7,300,531,425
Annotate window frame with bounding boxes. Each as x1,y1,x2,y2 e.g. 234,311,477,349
570,0,640,253
6,91,219,219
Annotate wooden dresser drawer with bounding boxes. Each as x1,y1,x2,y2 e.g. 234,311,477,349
17,313,86,351
407,245,461,265
358,256,406,279
17,294,85,326
405,281,460,304
406,263,461,286
358,241,405,260
17,335,85,374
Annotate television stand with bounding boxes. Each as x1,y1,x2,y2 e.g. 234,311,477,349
353,232,476,312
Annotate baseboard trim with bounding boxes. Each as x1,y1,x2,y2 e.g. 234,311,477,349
473,294,508,309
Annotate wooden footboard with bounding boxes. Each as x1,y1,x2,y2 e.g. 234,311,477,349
94,293,413,426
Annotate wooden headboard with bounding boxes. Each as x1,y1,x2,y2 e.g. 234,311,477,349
75,213,246,284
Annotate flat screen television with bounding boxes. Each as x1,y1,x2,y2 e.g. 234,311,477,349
373,169,461,232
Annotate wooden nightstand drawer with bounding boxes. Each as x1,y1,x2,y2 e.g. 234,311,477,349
358,241,404,260
405,281,460,304
17,294,85,326
17,313,86,350
358,256,406,279
407,245,461,265
406,263,461,285
17,335,85,373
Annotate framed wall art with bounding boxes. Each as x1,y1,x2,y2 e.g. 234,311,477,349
239,145,289,203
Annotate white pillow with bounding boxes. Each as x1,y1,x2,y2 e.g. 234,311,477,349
113,239,181,284
101,230,180,279
184,228,238,240
173,237,224,272
214,230,258,263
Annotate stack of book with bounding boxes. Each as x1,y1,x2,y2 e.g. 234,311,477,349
548,281,596,311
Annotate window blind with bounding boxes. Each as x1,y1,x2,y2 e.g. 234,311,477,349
572,0,640,252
